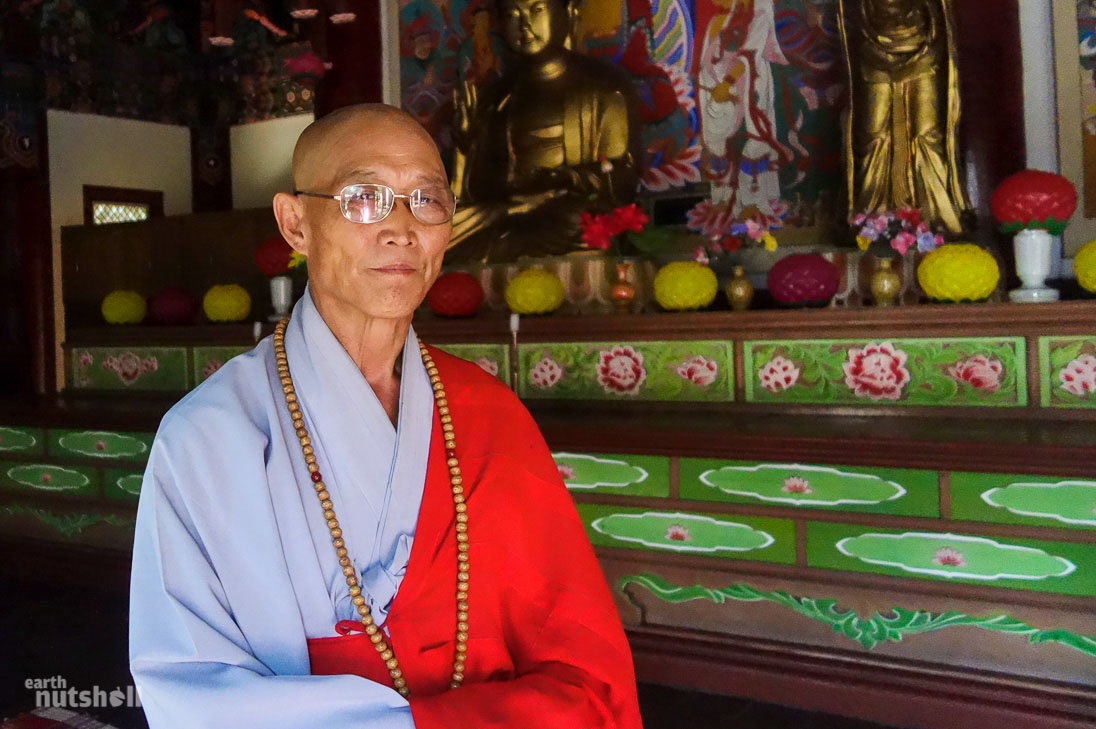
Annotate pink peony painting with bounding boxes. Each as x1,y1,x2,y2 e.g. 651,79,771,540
947,355,1004,393
842,342,911,401
676,356,719,387
597,346,647,396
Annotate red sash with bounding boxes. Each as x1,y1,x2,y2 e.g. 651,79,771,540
306,348,643,729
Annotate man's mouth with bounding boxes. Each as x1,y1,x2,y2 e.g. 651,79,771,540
372,264,417,274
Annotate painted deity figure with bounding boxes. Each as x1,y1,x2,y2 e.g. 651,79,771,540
446,0,642,262
697,0,790,220
838,0,969,233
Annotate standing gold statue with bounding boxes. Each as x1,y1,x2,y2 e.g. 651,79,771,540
837,0,969,233
446,0,641,262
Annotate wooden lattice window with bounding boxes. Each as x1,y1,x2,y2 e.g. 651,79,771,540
83,185,164,225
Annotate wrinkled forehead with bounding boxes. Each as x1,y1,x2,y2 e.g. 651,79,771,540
295,112,445,190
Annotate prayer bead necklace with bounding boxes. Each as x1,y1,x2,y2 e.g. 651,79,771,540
274,318,469,697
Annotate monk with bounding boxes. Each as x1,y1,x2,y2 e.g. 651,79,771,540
128,104,643,729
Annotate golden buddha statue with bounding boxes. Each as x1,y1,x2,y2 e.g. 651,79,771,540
446,0,642,262
837,0,969,233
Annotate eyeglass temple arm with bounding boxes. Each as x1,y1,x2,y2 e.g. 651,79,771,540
293,190,340,200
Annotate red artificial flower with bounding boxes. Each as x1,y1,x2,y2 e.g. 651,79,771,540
255,235,294,276
579,211,613,250
896,208,921,227
609,203,650,235
720,236,743,253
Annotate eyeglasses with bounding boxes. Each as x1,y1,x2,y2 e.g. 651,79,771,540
294,183,458,226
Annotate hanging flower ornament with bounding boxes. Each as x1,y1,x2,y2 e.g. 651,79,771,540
852,208,943,257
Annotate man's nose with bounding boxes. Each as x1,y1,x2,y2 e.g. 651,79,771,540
378,199,417,246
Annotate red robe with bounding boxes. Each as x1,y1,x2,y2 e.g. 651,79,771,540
308,347,644,728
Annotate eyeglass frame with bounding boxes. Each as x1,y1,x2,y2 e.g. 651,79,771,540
293,183,459,226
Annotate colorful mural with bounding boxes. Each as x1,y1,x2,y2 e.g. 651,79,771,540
399,0,844,235
1076,1,1096,217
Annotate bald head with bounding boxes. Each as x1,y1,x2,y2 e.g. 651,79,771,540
291,104,442,191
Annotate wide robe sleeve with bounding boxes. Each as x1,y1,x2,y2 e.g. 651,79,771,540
405,352,644,729
129,384,416,729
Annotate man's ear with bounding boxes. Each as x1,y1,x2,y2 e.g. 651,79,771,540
273,192,309,256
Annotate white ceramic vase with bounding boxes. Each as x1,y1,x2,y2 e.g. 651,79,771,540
1009,229,1058,303
269,275,293,320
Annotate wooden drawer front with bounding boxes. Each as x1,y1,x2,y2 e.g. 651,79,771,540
554,452,670,497
70,346,189,391
104,469,144,501
577,503,795,564
434,343,511,384
48,428,153,463
0,426,44,455
951,472,1096,531
518,341,733,402
806,521,1096,597
0,459,100,498
679,458,939,517
192,346,253,386
743,337,1026,407
1039,336,1096,409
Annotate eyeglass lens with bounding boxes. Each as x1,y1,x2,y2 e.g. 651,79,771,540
340,184,454,225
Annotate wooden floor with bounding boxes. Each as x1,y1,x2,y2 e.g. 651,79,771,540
0,576,897,729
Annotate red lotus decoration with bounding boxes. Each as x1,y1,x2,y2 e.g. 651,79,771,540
990,170,1077,235
427,272,484,317
255,235,295,276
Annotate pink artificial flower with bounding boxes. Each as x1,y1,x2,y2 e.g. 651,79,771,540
557,463,575,480
947,355,1004,392
842,342,911,401
892,231,916,255
692,246,710,265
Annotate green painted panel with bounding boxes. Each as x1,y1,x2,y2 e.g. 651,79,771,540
193,345,253,386
434,343,510,383
952,472,1096,530
0,426,44,455
619,573,1096,657
71,347,188,391
48,429,153,461
553,452,670,497
104,468,144,501
577,503,795,564
0,503,135,538
1039,336,1096,409
679,458,938,517
517,341,733,402
807,522,1096,597
0,460,99,497
743,337,1026,407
